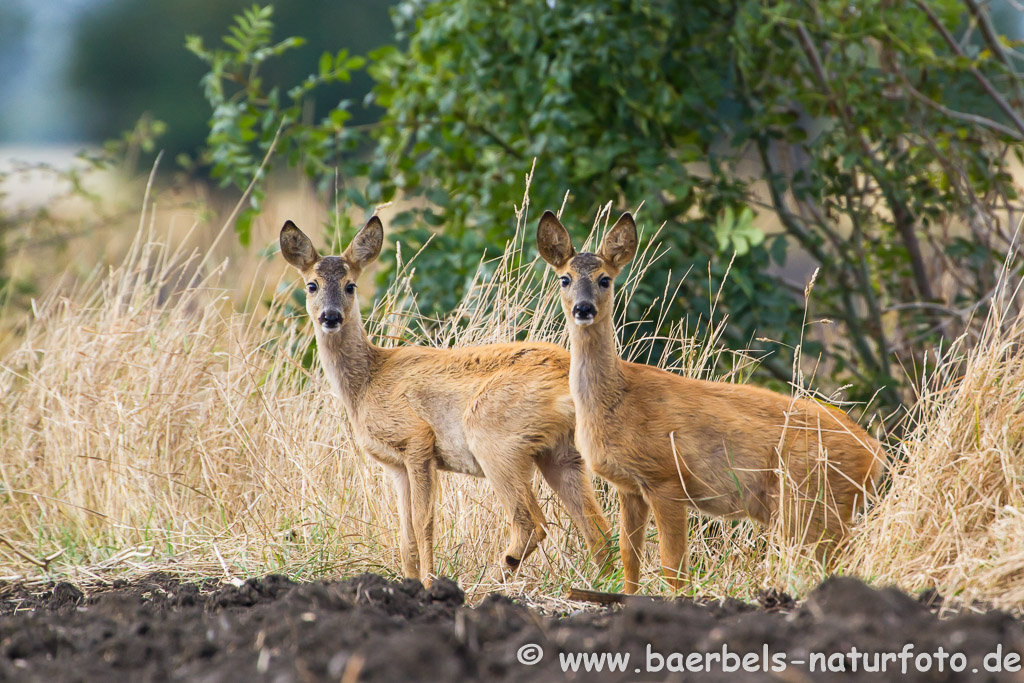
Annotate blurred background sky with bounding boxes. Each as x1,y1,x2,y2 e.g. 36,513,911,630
0,0,396,155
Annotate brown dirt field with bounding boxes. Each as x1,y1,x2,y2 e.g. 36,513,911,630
2,573,1023,681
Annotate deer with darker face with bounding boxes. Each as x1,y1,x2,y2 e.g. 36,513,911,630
280,216,613,585
537,210,884,594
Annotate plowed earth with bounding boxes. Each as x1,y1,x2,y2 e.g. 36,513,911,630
1,572,1021,681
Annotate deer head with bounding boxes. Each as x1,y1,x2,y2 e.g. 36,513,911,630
537,210,637,327
279,216,384,334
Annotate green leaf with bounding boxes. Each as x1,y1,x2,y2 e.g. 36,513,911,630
235,209,255,246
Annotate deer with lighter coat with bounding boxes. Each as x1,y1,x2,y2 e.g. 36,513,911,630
281,216,613,585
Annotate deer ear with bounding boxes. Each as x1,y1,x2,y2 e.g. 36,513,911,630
344,215,384,271
537,211,575,268
598,212,638,271
280,221,320,272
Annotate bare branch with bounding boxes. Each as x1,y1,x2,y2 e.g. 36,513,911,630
963,0,1024,104
902,80,1024,141
912,0,1024,139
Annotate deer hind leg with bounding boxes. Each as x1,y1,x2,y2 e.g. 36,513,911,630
806,490,856,568
649,489,690,593
386,464,420,580
780,490,843,566
536,441,614,577
405,432,438,585
472,446,548,581
618,489,650,594
779,444,851,565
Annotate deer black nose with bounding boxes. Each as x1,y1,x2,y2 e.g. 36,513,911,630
319,309,343,328
572,302,596,319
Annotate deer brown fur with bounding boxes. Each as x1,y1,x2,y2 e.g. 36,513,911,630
537,210,884,594
280,216,612,585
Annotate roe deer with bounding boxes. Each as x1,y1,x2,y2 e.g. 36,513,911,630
537,210,884,594
280,216,612,585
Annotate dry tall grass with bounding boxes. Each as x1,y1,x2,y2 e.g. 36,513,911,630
2,178,1021,609
846,251,1024,611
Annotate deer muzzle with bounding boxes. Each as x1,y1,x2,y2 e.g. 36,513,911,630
572,302,596,326
319,308,343,332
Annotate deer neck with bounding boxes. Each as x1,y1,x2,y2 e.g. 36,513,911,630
315,311,378,412
567,312,624,411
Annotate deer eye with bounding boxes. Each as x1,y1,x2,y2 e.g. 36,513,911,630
559,276,571,288
598,276,612,288
345,283,356,295
306,282,318,294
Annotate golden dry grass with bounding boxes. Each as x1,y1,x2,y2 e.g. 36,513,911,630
846,252,1024,611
